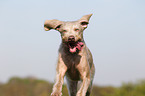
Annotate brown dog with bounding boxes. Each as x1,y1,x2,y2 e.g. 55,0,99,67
44,14,95,96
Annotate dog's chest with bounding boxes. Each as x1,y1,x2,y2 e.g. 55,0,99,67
66,64,80,81
62,53,82,81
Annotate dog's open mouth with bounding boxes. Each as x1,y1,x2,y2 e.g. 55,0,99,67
66,41,84,53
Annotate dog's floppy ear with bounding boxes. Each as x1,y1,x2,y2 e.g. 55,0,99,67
44,19,64,31
79,14,92,29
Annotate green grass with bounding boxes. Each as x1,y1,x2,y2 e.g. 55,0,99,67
0,77,145,96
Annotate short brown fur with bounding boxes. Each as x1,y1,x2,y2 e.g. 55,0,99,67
44,14,95,96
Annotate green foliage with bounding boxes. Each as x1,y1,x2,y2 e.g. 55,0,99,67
0,77,145,96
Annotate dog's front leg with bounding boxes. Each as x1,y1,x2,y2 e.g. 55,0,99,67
76,58,91,96
51,53,67,96
77,77,91,96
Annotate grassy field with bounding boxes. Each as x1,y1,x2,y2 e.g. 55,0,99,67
0,77,145,96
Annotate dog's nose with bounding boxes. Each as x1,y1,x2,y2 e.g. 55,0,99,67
68,36,75,42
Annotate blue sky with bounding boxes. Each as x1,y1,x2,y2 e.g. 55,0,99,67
0,0,145,86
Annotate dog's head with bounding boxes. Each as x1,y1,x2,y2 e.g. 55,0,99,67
44,14,92,53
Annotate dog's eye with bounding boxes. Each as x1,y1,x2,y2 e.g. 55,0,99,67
62,30,67,33
74,28,79,32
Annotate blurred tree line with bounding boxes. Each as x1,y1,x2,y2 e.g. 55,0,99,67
0,77,145,96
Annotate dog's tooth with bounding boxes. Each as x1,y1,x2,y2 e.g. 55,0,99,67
70,47,77,53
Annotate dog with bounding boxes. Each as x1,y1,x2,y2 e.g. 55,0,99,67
44,14,95,96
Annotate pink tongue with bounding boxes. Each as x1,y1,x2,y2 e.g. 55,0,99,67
69,42,84,53
70,47,77,53
76,42,84,50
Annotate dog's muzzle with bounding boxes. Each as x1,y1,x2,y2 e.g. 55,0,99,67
68,36,75,42
64,36,84,53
